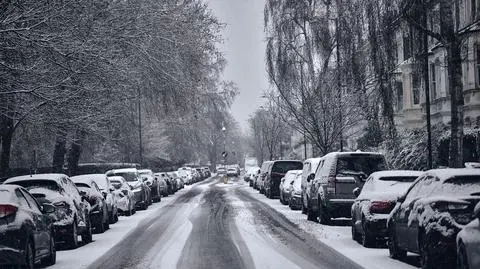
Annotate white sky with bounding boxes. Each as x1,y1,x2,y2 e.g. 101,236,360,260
207,0,269,132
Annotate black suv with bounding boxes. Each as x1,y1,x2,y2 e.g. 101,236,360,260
264,160,303,199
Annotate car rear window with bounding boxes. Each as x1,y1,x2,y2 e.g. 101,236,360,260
75,183,91,188
272,162,303,174
337,155,386,177
7,180,59,192
379,176,418,182
442,176,480,196
112,172,137,182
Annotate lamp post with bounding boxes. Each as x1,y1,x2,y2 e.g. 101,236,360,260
222,126,227,165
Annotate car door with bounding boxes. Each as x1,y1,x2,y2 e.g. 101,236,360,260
354,176,373,222
15,189,45,257
21,189,51,256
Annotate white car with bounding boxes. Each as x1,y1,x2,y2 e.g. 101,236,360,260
457,201,480,269
108,176,136,216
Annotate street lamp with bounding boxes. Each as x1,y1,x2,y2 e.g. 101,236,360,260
222,126,227,165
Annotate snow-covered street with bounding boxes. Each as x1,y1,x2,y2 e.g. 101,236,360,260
44,175,421,269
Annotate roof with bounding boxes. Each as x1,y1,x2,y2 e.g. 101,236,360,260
4,173,67,184
0,184,20,192
70,175,96,186
304,157,322,163
323,151,384,158
108,176,126,183
138,169,153,173
370,170,423,178
107,168,138,174
426,168,480,182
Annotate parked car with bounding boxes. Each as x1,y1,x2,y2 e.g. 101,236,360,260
203,167,212,177
4,174,92,248
350,170,422,247
85,174,118,224
227,167,238,177
257,161,273,193
279,170,302,205
71,175,110,233
108,176,136,216
106,168,149,210
216,167,227,175
301,157,322,215
168,172,183,190
307,151,387,224
178,167,194,184
457,201,480,269
195,168,205,179
0,185,57,268
154,173,168,196
138,169,161,203
264,160,303,199
289,172,303,210
387,169,480,269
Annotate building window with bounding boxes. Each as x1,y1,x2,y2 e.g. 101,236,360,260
396,82,403,111
412,73,420,105
430,63,437,100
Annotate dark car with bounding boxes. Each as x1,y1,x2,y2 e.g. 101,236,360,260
307,152,386,224
71,175,110,233
388,169,480,269
138,169,162,203
351,170,422,247
4,174,92,248
106,168,149,210
0,185,57,268
264,160,303,199
87,174,119,224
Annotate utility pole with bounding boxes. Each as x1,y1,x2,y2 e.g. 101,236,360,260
422,5,433,169
300,63,307,159
336,15,343,152
137,87,143,166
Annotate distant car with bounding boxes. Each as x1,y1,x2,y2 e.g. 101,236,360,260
71,175,110,233
203,167,211,177
0,185,57,268
4,174,92,248
257,161,273,193
227,168,238,177
307,152,386,223
264,160,303,199
167,172,183,190
217,167,226,175
154,173,168,196
350,170,422,247
178,167,194,184
288,172,303,210
388,169,480,269
457,201,480,269
108,176,136,216
301,157,321,215
138,169,161,203
279,170,302,205
85,174,118,224
106,168,149,210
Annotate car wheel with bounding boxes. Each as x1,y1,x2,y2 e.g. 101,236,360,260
351,219,360,242
96,216,105,233
361,220,374,248
318,202,330,225
82,218,92,244
67,220,79,249
419,233,438,269
388,225,406,260
114,211,119,223
42,233,56,266
457,242,469,269
301,199,307,214
307,206,318,222
22,240,34,269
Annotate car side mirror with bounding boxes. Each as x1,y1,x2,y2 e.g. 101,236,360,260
79,190,87,196
474,202,480,219
397,195,406,203
41,203,56,214
353,187,360,198
307,174,314,182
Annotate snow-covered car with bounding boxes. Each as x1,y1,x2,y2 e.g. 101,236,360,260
279,170,302,205
138,169,161,203
226,168,238,177
457,201,480,269
0,185,57,268
387,169,480,269
307,151,387,224
71,175,110,233
83,174,118,224
106,168,149,210
202,167,212,177
288,172,303,210
4,174,92,248
216,167,226,175
178,168,194,185
154,173,168,196
301,157,321,215
257,161,273,193
167,171,183,191
351,170,422,247
264,160,303,199
108,176,136,216
244,166,260,184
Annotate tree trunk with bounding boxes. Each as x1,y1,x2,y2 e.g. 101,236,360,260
52,130,67,173
0,118,14,177
67,130,86,176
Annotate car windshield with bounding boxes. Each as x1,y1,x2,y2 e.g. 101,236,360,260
272,162,303,174
8,180,59,192
337,155,386,177
113,172,138,182
442,176,480,196
379,176,418,183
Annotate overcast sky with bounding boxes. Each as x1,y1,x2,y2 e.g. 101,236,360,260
207,0,269,132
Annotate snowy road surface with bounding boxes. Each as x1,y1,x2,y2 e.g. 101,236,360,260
50,175,419,269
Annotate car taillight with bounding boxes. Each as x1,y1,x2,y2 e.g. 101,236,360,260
327,176,336,195
53,201,68,208
0,204,18,218
370,201,395,214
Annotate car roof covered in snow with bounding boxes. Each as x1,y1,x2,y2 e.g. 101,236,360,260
4,173,68,184
370,170,423,179
107,176,126,182
107,168,138,174
426,168,480,182
322,151,384,158
70,175,97,186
